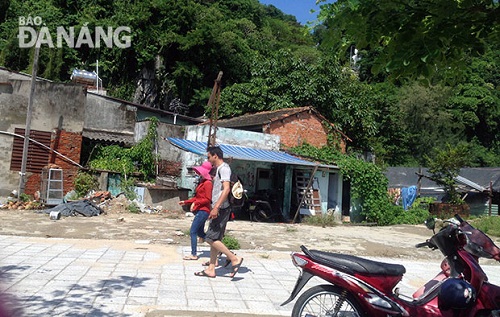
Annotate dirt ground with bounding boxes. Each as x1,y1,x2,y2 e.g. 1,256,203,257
0,196,454,262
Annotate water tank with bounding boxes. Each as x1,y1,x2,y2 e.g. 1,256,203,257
70,69,97,86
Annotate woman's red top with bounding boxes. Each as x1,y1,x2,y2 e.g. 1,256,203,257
184,179,213,213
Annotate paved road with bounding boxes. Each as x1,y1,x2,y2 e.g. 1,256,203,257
0,235,499,316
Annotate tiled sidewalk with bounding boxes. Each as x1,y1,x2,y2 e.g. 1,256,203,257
0,235,499,316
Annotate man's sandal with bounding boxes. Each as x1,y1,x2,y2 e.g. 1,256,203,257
194,270,215,278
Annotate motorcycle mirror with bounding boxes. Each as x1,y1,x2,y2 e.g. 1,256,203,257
425,217,436,231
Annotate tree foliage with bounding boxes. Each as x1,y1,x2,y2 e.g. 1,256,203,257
318,0,500,81
0,0,498,168
425,143,473,204
0,0,314,116
220,50,378,149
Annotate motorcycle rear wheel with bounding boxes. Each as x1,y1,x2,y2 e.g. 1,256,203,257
292,285,366,317
252,205,270,222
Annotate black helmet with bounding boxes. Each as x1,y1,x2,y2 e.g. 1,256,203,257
438,278,476,310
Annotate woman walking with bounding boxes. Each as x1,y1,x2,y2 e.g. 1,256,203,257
179,161,213,260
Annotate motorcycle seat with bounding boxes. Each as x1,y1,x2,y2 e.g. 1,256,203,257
301,246,406,276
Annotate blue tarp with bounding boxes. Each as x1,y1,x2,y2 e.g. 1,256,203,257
402,185,417,210
167,137,318,166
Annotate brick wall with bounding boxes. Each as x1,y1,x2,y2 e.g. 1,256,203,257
25,130,82,197
25,173,41,196
269,112,328,148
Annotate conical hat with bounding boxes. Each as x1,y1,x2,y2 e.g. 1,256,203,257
232,181,243,199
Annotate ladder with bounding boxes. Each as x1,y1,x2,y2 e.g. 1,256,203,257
41,168,64,205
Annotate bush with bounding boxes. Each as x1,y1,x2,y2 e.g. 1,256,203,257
74,171,99,197
469,216,500,237
127,202,140,213
19,193,31,202
222,235,240,250
120,177,138,200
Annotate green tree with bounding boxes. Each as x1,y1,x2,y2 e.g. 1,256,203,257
447,48,500,165
220,50,378,151
318,0,500,81
367,82,412,166
398,82,460,165
425,143,472,204
0,0,315,117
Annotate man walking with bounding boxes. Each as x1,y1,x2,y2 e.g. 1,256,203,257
195,146,244,279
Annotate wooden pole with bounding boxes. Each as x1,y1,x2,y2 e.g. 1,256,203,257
207,71,223,148
18,38,40,196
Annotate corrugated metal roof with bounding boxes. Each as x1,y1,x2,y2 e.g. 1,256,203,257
82,129,134,146
167,137,333,167
385,167,500,193
454,175,486,192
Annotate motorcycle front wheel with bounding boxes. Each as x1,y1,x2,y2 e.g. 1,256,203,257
292,285,366,317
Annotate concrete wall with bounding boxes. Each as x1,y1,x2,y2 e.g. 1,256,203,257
143,187,190,211
0,69,86,199
84,93,136,145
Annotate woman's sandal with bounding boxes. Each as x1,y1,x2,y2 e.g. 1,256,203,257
183,255,199,260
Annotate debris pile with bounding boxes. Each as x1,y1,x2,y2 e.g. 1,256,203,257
1,189,185,219
0,190,42,210
0,200,42,210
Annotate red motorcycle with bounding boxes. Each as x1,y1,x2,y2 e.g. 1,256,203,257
282,214,500,317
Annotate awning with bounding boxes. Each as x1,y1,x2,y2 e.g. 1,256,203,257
167,137,320,166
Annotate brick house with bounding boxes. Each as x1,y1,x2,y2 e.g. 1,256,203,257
216,106,349,152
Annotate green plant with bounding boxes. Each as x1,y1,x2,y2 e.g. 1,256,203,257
120,177,138,200
222,235,240,250
411,197,436,210
425,143,472,205
127,202,140,213
19,193,30,202
74,171,99,197
88,117,159,181
302,214,340,227
469,216,500,238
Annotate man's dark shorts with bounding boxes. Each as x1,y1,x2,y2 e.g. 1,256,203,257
205,207,231,242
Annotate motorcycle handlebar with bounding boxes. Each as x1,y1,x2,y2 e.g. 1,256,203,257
415,241,430,248
415,240,438,249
